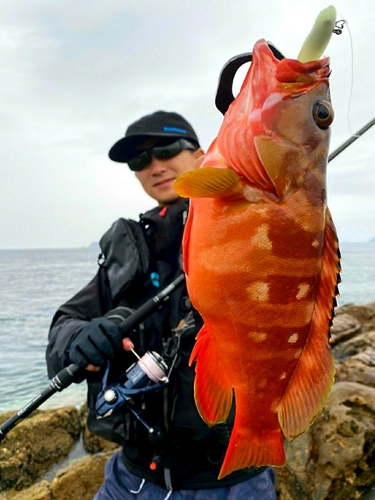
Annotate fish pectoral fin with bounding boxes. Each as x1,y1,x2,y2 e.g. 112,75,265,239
190,324,233,425
255,136,307,200
277,209,340,440
174,167,243,199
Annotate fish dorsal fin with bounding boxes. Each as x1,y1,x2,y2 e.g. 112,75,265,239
174,167,243,199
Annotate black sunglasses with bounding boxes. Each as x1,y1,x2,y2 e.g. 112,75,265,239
127,138,197,171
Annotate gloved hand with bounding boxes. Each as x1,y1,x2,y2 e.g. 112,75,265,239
68,317,123,369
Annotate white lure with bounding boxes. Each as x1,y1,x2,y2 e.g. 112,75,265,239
297,5,337,62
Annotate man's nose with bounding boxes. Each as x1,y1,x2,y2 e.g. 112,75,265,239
149,156,168,173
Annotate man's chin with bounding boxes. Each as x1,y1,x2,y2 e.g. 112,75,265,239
156,193,182,206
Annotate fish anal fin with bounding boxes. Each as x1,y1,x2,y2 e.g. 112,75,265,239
278,208,339,439
174,167,243,199
190,325,233,425
219,427,285,479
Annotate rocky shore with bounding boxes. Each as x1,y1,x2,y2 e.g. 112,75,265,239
1,302,374,500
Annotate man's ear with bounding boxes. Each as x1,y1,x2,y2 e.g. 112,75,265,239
194,152,205,170
193,148,205,159
193,148,205,169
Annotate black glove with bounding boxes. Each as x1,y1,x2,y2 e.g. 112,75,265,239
68,317,123,368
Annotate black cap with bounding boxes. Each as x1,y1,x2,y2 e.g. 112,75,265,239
109,111,200,163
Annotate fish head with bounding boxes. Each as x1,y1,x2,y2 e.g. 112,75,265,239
217,38,334,202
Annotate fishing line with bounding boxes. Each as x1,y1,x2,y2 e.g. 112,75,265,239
333,17,355,136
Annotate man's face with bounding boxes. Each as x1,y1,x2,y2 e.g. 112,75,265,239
134,138,203,206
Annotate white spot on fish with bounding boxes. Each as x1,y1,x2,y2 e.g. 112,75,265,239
243,186,262,203
250,224,272,250
296,283,310,300
288,333,299,343
248,331,267,342
294,348,303,359
247,281,269,301
280,372,287,380
312,239,319,248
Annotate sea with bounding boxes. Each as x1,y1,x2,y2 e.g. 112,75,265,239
0,242,374,416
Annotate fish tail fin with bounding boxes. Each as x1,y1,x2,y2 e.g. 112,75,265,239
277,209,339,439
190,324,233,425
219,426,285,479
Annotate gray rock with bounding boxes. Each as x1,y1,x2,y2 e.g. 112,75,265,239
276,382,375,500
330,313,362,346
337,304,375,331
336,346,375,388
332,330,375,361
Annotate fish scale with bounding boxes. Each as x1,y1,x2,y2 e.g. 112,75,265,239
174,38,339,478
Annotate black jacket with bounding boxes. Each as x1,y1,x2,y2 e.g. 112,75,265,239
46,199,264,490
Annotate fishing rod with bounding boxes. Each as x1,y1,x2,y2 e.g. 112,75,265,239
328,117,375,162
0,273,185,442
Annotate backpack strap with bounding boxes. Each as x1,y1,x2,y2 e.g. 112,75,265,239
99,218,150,301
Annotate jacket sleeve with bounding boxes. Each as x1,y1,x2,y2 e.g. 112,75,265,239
46,217,150,378
45,266,113,378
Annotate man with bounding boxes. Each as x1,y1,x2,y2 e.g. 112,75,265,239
46,111,276,499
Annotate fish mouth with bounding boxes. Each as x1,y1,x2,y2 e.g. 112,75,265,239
215,39,330,116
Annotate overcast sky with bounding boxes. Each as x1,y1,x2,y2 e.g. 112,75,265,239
0,0,374,249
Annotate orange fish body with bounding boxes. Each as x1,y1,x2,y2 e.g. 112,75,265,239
174,40,340,478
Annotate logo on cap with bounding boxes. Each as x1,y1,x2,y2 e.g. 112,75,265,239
163,127,187,134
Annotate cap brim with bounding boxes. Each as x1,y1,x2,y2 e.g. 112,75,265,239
108,132,198,163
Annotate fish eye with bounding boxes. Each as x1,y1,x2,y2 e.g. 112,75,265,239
312,101,334,129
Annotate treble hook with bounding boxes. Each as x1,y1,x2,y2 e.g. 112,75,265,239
333,19,346,35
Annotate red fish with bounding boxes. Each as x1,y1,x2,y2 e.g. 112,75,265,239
174,39,340,479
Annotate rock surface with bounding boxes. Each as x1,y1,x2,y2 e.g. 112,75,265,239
0,407,80,492
276,303,375,500
0,453,114,500
1,302,375,500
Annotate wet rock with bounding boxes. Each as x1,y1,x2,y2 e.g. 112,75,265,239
50,452,113,500
0,453,114,500
0,480,51,500
276,382,375,500
0,407,80,492
0,410,42,428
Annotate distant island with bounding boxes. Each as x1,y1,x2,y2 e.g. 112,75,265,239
88,241,100,251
